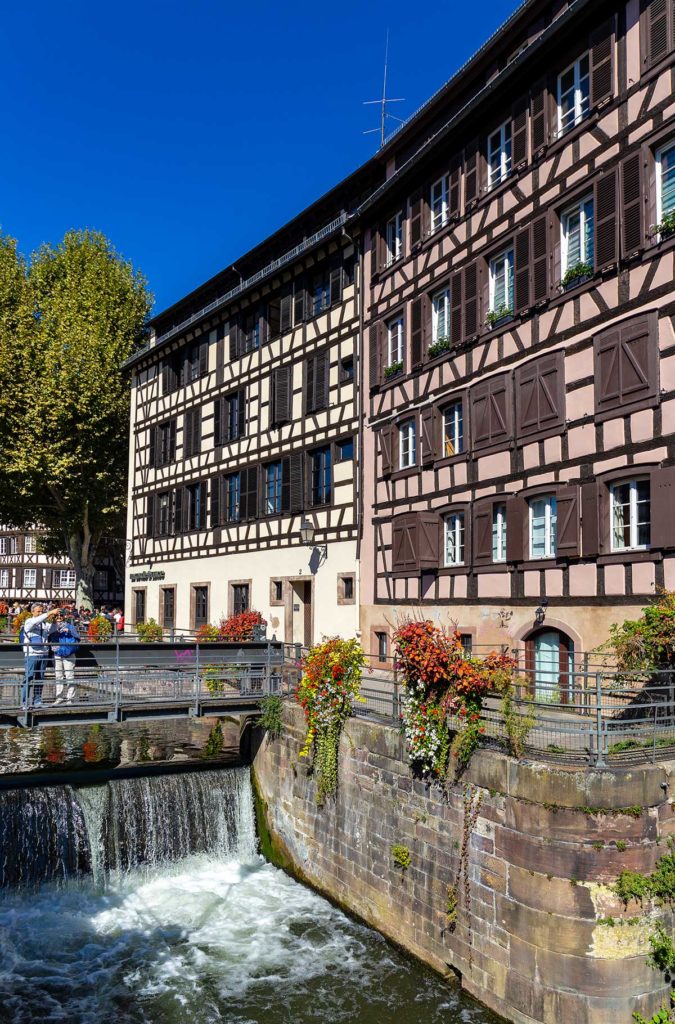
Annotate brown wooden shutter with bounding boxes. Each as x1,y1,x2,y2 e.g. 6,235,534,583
464,139,480,204
305,356,315,414
173,487,184,534
199,339,209,377
392,512,418,575
531,214,549,304
642,0,672,69
370,224,383,277
146,494,155,537
621,152,644,257
280,456,291,514
410,188,425,248
229,318,240,362
184,411,192,457
193,409,202,455
238,389,246,438
214,399,222,445
198,482,207,529
594,170,619,270
506,495,526,562
651,466,675,548
289,452,304,512
315,351,329,410
240,466,258,520
293,279,306,324
268,298,281,337
329,264,343,306
581,482,600,557
272,365,292,424
473,499,494,567
449,157,461,220
515,351,565,441
149,426,156,468
210,476,221,527
590,18,614,108
280,290,293,333
418,512,441,570
514,227,531,313
411,296,431,369
556,485,580,557
470,374,512,451
530,78,548,155
594,312,658,418
512,95,528,168
463,262,479,338
380,426,393,476
369,322,383,389
420,406,438,464
450,270,463,343
169,419,177,461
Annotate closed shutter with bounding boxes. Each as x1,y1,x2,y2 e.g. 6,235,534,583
289,452,304,512
418,512,441,570
240,467,258,520
651,466,675,548
556,485,580,557
173,487,184,534
451,270,463,343
280,456,291,514
505,495,527,562
279,290,293,334
149,426,156,467
514,227,531,313
590,18,614,108
464,139,480,205
268,297,281,337
369,322,383,389
594,171,619,270
530,214,549,304
329,264,343,306
169,419,177,461
463,261,479,338
594,312,658,418
380,426,393,476
146,494,155,537
272,365,292,424
199,339,209,377
581,482,600,557
410,188,426,248
449,157,461,220
642,0,673,69
293,279,307,324
420,406,438,464
411,296,430,369
621,152,644,257
530,78,548,154
473,499,494,567
512,95,528,168
229,318,240,362
515,351,565,441
392,513,418,575
210,476,221,527
470,373,512,451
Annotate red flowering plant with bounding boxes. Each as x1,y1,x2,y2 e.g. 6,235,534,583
295,637,366,805
393,620,516,780
217,611,267,642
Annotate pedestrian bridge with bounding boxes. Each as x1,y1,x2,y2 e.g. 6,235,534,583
0,639,295,729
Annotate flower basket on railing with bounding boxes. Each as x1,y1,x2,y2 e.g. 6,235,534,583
87,615,113,642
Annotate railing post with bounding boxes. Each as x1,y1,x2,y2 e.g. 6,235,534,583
594,671,607,769
115,629,120,714
194,641,200,715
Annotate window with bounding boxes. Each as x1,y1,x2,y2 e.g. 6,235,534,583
492,503,507,563
157,491,172,536
432,288,450,344
228,390,244,441
183,408,201,458
272,580,283,602
386,316,404,370
194,586,209,628
385,212,403,266
305,351,329,413
134,589,146,625
399,420,417,470
342,576,354,600
0,537,16,555
611,479,650,551
340,356,354,381
24,568,36,587
232,583,250,615
24,535,37,553
487,121,512,190
442,401,464,457
0,569,9,588
58,570,76,588
310,447,332,506
161,587,175,628
656,141,675,229
225,473,241,523
561,196,594,276
337,437,354,461
186,482,206,531
557,53,590,137
241,309,261,353
529,496,557,559
265,461,283,515
489,248,514,317
186,340,205,383
94,569,109,591
375,631,388,662
156,420,176,466
459,633,473,657
444,512,465,566
311,269,331,316
430,175,449,232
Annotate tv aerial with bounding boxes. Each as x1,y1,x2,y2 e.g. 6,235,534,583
363,30,406,149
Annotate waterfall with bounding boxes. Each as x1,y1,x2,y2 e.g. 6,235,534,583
0,766,256,888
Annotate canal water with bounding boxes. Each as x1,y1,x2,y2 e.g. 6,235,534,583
0,768,502,1024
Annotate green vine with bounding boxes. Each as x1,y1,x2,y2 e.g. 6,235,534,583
633,994,675,1024
446,785,484,968
259,694,284,738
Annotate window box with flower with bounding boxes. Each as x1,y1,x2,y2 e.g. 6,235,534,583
650,210,675,241
384,360,404,380
485,305,513,330
559,261,594,291
427,336,452,360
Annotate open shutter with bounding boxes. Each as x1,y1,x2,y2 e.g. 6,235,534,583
146,494,155,537
463,262,479,338
280,290,293,334
199,339,209,377
329,264,343,306
531,214,549,304
449,157,461,220
305,356,316,413
420,406,438,464
556,486,580,557
214,400,222,446
169,419,177,461
515,351,565,441
506,495,526,562
380,426,393,476
268,298,281,337
621,152,644,257
192,409,201,456
369,322,383,389
149,426,156,468
210,476,221,527
411,296,430,369
293,279,307,324
315,351,329,410
651,466,675,548
450,270,463,343
289,452,304,512
238,389,246,438
370,224,382,277
410,188,426,248
581,482,600,557
272,365,292,424
514,227,531,314
594,170,619,270
198,482,207,529
473,500,494,567
512,95,528,168
530,78,548,154
590,18,614,108
173,487,184,535
229,318,240,362
642,0,671,69
464,139,480,205
183,411,192,458
280,456,291,514
240,467,258,521
418,512,441,570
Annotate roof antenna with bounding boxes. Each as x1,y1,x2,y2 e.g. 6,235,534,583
363,29,405,149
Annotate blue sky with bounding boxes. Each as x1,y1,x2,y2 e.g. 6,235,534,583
2,0,518,314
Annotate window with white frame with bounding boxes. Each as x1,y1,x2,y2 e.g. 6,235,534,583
610,479,650,551
431,288,450,344
557,53,590,137
492,503,507,562
399,420,417,470
386,316,404,369
23,568,36,588
0,569,9,588
442,401,464,457
58,570,76,588
430,175,449,232
0,537,15,555
487,121,512,190
529,496,557,559
444,512,465,566
24,535,37,553
385,213,403,266
561,196,594,277
489,248,514,316
265,461,283,515
656,141,675,230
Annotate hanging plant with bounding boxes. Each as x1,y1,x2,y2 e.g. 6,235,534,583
295,637,366,805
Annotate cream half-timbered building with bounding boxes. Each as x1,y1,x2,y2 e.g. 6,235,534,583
0,527,122,606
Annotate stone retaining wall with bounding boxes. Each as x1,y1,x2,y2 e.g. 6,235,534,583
253,705,675,1024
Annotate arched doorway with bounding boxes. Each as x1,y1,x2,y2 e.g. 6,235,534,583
524,627,575,704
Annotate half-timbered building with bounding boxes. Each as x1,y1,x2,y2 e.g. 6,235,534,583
360,0,675,683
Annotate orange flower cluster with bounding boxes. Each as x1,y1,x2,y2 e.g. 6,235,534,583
217,611,267,642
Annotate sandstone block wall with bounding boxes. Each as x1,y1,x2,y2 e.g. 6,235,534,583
253,706,675,1024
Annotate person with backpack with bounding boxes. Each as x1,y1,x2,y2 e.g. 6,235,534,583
49,610,81,704
20,604,59,708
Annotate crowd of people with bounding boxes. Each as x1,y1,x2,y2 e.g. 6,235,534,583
8,602,124,633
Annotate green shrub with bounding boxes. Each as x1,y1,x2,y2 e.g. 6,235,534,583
136,618,163,642
391,844,411,870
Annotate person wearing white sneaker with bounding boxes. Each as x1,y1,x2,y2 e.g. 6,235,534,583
50,611,81,704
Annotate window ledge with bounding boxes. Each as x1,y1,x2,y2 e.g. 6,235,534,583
473,562,509,574
518,558,558,570
438,565,469,577
391,466,419,481
549,271,600,307
597,551,662,565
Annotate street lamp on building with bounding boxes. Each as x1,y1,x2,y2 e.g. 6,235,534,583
299,518,327,562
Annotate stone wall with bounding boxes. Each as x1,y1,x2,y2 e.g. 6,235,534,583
253,706,675,1024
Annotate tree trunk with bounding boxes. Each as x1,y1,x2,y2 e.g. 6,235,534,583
65,514,99,611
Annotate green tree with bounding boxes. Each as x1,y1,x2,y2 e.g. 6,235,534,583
0,229,151,607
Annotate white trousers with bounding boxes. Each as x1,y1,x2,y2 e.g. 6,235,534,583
54,655,76,700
